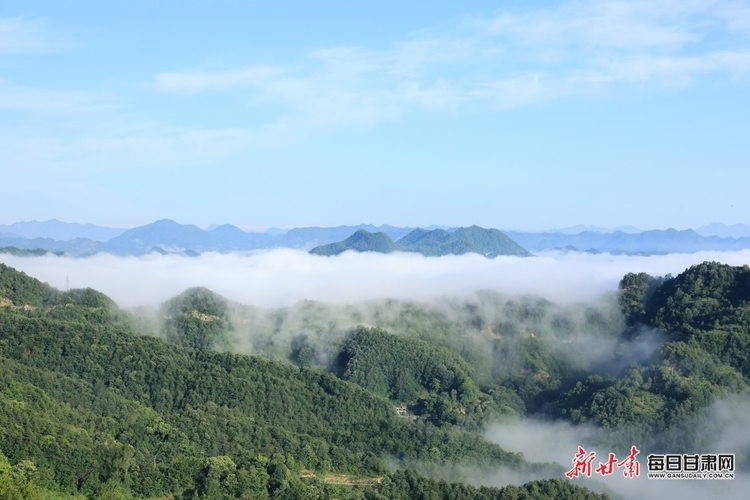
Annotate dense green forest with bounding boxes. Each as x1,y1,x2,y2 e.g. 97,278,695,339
0,263,612,499
1,260,748,498
216,261,750,469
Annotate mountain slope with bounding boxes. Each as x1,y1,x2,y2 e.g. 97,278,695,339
208,223,278,249
104,219,209,254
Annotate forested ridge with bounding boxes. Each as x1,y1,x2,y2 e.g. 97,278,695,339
0,263,608,499
0,247,58,257
309,226,530,257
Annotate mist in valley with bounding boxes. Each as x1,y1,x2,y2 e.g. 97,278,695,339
484,394,750,500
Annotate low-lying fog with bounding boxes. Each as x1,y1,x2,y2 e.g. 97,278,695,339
2,249,749,308
484,395,750,500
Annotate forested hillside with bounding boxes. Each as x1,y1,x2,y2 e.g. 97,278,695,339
222,261,750,460
396,226,529,257
0,264,609,499
550,262,750,451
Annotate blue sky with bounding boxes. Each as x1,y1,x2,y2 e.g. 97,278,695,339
1,0,749,231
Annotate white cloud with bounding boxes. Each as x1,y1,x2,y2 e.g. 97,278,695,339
0,17,71,54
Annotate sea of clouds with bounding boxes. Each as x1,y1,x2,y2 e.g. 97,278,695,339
1,249,749,308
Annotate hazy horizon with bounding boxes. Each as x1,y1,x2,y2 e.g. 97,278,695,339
3,217,750,234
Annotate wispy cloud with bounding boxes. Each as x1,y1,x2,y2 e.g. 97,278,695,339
151,0,750,133
478,0,704,50
597,51,750,83
475,0,750,88
0,16,72,54
153,40,469,130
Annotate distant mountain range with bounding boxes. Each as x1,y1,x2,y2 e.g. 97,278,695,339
0,220,423,256
0,219,125,241
504,228,750,254
540,224,642,234
694,223,750,239
0,219,749,257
